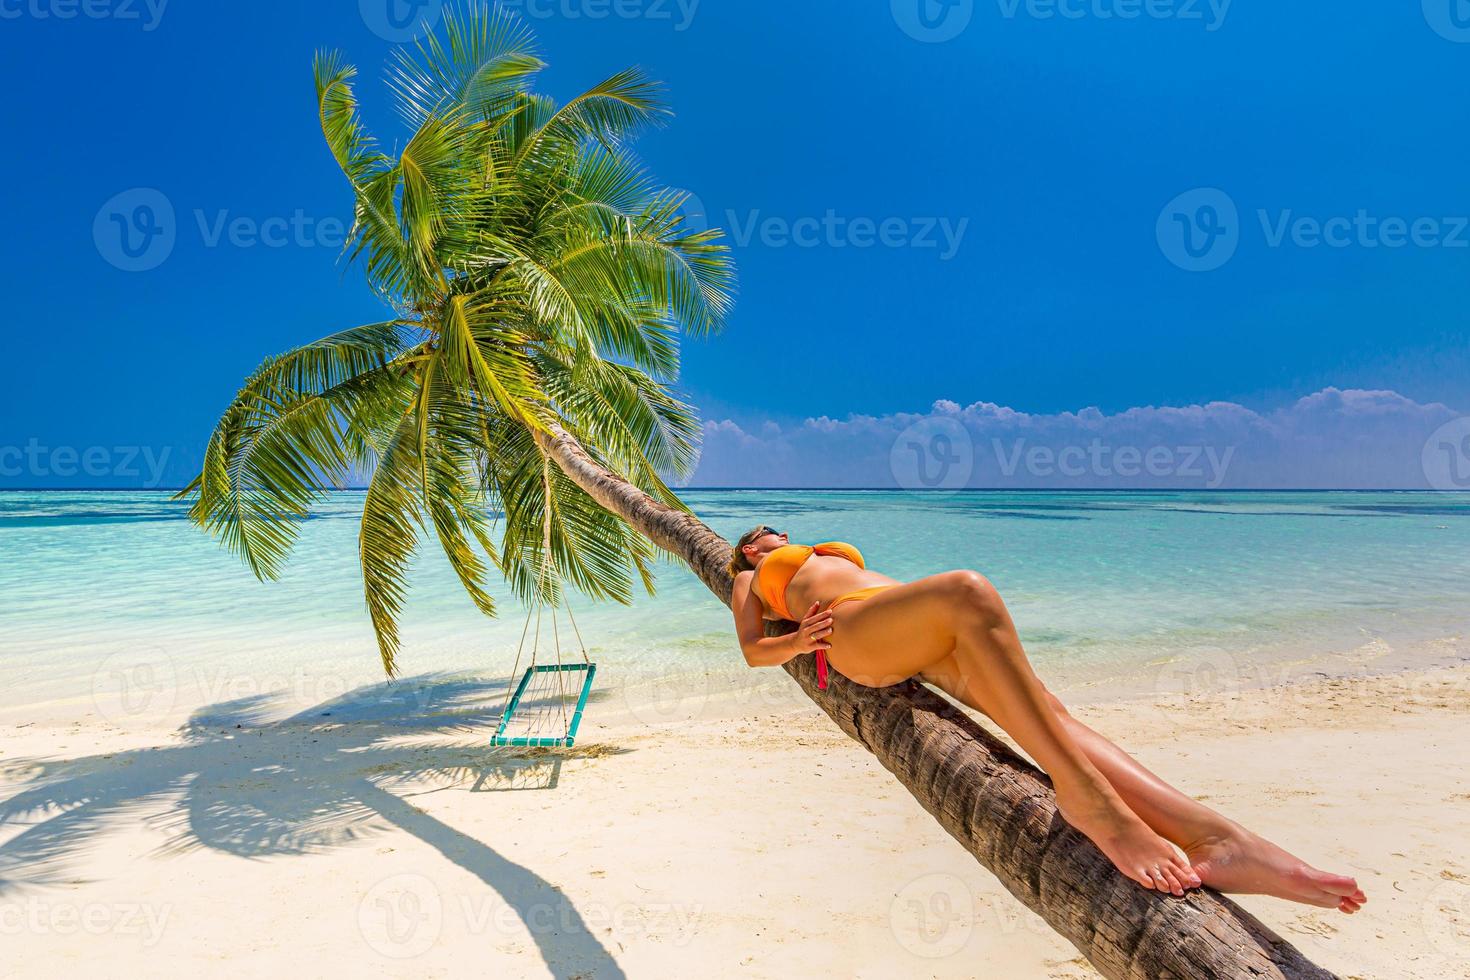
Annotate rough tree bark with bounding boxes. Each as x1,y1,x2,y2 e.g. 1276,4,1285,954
536,424,1339,980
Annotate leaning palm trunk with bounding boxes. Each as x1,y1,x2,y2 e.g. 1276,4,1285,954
536,423,1337,980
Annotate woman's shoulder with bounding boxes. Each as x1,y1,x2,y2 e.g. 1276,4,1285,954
734,566,761,596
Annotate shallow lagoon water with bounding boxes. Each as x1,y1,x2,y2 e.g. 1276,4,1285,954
3,490,1467,725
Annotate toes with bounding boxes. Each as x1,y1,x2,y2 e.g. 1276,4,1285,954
1339,898,1361,914
1171,859,1199,893
1159,866,1185,896
1315,871,1360,894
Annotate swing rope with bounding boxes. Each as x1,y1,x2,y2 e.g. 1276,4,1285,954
493,452,595,747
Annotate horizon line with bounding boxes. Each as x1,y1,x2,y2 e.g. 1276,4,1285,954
0,486,1463,494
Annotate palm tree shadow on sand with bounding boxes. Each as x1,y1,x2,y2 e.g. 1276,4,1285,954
0,674,631,978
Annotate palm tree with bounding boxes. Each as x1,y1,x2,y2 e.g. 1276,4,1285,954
184,6,732,677
182,7,1333,977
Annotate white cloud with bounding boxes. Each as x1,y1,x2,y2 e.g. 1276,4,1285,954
687,387,1464,489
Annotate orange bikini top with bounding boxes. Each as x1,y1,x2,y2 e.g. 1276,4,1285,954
756,542,865,621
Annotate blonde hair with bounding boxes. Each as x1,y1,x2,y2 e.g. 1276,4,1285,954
726,525,770,578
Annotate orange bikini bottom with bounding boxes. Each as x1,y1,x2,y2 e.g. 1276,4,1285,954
816,585,898,690
826,584,898,611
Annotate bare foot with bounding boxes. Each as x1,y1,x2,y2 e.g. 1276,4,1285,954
1055,783,1202,896
1186,825,1367,913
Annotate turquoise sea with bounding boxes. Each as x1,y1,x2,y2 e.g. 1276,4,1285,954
3,490,1468,726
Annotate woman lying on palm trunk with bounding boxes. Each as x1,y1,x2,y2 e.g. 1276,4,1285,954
727,525,1366,913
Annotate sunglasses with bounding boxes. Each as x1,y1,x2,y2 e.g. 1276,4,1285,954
749,526,784,543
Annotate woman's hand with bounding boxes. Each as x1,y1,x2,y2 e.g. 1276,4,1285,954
791,601,834,655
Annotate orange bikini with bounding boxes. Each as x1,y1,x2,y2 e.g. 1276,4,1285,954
756,542,896,689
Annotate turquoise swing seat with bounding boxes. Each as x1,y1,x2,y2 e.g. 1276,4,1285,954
492,457,598,750
491,662,597,748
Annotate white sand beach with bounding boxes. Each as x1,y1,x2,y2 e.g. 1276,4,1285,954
3,646,1467,979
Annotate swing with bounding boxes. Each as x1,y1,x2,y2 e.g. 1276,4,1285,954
490,457,597,749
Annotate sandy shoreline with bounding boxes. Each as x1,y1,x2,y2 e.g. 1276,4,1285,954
2,651,1469,978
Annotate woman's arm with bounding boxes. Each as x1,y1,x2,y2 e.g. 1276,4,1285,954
731,570,833,668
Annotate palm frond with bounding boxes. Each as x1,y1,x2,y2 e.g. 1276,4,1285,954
359,407,427,676
387,3,545,127
181,322,413,579
191,9,738,676
513,67,669,170
313,51,389,185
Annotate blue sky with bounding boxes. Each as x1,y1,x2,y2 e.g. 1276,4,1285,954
2,1,1468,488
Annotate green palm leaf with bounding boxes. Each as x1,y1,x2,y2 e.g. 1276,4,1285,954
185,3,736,673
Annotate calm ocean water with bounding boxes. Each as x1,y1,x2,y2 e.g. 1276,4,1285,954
3,490,1468,724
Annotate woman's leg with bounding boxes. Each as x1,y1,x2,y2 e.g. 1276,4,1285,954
919,653,1367,913
826,570,1199,895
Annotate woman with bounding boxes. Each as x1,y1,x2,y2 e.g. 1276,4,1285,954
728,525,1366,912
